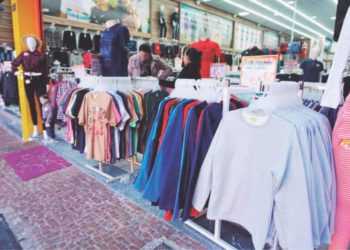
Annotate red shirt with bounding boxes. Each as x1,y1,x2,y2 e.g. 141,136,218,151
158,99,179,151
82,52,92,68
191,39,221,78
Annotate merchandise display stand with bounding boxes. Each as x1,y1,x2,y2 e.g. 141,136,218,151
172,78,250,250
79,76,160,181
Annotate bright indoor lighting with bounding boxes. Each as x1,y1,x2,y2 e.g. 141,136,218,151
275,0,333,35
311,16,317,19
288,1,294,4
331,16,336,20
238,11,250,16
249,0,324,37
222,0,315,39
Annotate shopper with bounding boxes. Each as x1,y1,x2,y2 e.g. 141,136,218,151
178,48,202,79
39,94,56,141
128,43,173,80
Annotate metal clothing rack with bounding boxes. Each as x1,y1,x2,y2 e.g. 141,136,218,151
79,76,160,182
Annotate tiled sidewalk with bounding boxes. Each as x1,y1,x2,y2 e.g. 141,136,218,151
0,126,206,249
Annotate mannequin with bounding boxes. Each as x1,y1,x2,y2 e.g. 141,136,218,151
100,19,130,76
171,8,179,40
12,35,47,138
159,5,167,38
300,41,324,82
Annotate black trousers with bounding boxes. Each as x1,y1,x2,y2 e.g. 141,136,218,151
45,119,56,139
24,75,46,126
160,23,167,38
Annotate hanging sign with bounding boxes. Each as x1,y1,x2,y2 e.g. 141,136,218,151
210,63,227,79
240,55,279,88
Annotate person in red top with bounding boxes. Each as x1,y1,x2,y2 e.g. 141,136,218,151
190,38,221,78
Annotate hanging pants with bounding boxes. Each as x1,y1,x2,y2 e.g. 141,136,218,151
24,75,46,127
330,97,350,249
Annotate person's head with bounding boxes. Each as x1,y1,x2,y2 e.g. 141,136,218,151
183,47,202,66
39,94,49,105
139,43,152,63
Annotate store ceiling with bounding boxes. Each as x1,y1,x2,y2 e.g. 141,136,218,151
203,0,337,40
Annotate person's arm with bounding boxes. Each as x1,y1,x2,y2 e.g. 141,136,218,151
158,59,173,79
11,52,23,72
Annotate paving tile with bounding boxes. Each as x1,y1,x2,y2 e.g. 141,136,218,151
0,125,206,249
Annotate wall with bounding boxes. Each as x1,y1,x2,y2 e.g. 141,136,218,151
0,0,14,47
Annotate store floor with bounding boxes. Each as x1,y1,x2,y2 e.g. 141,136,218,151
0,107,222,250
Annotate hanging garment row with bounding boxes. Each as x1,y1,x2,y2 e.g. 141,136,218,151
0,71,18,107
62,79,168,163
192,83,335,249
134,79,249,223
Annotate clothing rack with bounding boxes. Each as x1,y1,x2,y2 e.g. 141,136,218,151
78,76,160,182
169,78,252,250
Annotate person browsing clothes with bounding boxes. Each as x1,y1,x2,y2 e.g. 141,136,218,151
178,47,202,79
128,43,173,80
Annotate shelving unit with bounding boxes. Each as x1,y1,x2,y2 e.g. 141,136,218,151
43,15,152,39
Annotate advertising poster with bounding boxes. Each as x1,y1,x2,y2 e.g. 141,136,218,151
240,55,279,88
180,4,233,47
263,31,279,49
42,0,151,33
234,22,263,52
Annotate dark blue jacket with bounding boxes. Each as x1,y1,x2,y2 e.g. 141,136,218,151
100,23,130,76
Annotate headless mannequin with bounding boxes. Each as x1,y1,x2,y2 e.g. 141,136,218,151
12,36,46,138
172,8,179,40
159,5,167,38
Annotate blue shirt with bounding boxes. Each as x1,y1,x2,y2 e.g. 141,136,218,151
100,23,130,76
300,59,324,82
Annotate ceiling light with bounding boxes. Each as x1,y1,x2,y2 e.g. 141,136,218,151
333,0,338,3
311,16,317,19
223,0,315,39
249,0,325,37
301,36,305,39
288,1,294,4
331,16,336,20
276,0,333,35
274,12,280,16
238,11,250,16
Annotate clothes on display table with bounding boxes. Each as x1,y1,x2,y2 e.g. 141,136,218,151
300,59,324,82
333,0,350,41
63,87,168,163
0,71,18,106
191,39,221,78
276,73,301,82
100,23,130,76
241,46,263,57
134,96,248,222
330,95,350,249
93,34,101,53
79,32,93,51
63,30,77,51
44,27,63,49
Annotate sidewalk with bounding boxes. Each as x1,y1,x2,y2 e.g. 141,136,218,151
0,122,209,249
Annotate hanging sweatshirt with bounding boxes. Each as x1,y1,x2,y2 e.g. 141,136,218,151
192,109,314,250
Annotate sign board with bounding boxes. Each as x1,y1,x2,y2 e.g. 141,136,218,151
283,59,299,73
240,55,279,88
210,63,227,79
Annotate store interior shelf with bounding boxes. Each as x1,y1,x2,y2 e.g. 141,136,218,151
43,15,151,39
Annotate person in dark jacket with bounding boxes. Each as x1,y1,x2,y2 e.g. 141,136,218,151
178,47,202,79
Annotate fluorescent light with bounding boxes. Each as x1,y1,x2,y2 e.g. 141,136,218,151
331,16,336,20
274,12,280,16
301,36,305,39
275,0,333,35
288,1,294,4
238,11,250,16
222,0,315,39
249,0,324,37
333,0,338,3
311,16,317,19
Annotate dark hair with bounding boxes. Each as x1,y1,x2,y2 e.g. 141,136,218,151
139,43,152,54
185,48,202,66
